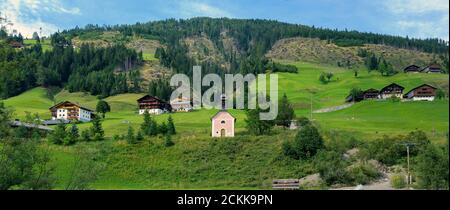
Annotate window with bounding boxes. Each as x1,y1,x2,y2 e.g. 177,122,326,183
221,120,226,124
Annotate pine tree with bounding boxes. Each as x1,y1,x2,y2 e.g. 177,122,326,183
90,118,104,141
167,115,176,135
245,106,275,135
159,122,168,135
141,111,159,136
49,123,67,145
276,93,296,127
81,129,91,142
96,100,111,118
69,123,79,143
126,125,135,144
136,131,144,142
164,134,174,147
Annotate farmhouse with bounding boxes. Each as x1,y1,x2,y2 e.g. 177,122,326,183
404,84,437,101
10,41,24,49
49,101,94,122
403,65,421,73
170,97,193,112
137,95,171,115
363,88,380,99
345,88,379,103
211,95,236,138
379,83,404,99
422,64,442,73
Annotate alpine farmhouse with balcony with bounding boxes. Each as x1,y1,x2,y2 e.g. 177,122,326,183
170,97,193,112
137,95,172,115
49,101,94,122
379,83,405,99
404,84,437,101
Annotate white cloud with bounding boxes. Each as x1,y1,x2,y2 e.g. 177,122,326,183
381,0,449,40
0,0,81,38
384,0,449,14
172,1,233,18
396,15,449,40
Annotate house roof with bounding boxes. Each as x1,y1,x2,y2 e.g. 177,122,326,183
49,101,94,112
363,88,379,93
211,110,237,121
137,95,166,103
9,41,24,48
380,83,405,92
404,65,421,71
9,121,53,131
426,64,442,69
405,84,437,96
42,119,71,125
422,64,442,72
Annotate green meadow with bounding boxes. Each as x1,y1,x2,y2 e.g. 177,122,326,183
23,39,53,51
2,62,448,189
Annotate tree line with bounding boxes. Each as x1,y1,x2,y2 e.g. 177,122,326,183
0,32,143,99
61,17,448,76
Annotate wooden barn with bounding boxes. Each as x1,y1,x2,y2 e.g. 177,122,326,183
404,84,437,101
403,65,421,73
422,64,442,73
380,83,404,99
137,95,171,115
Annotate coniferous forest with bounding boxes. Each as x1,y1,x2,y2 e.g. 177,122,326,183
1,17,449,99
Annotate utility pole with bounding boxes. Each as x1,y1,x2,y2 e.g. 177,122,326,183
401,142,417,188
310,93,313,120
406,145,411,186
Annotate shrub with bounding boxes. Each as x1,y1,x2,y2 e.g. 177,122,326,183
81,130,91,142
348,162,381,185
360,135,404,166
48,123,67,145
297,116,311,127
390,174,406,189
270,62,299,73
415,144,449,189
284,124,324,159
314,151,352,185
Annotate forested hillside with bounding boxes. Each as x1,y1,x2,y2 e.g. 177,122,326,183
1,17,448,99
266,37,443,70
0,33,143,99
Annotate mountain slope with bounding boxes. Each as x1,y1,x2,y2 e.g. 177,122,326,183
266,37,437,70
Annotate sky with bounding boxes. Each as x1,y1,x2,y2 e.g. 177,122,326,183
0,0,448,40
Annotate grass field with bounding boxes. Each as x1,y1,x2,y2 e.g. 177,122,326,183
2,61,448,189
23,39,52,51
